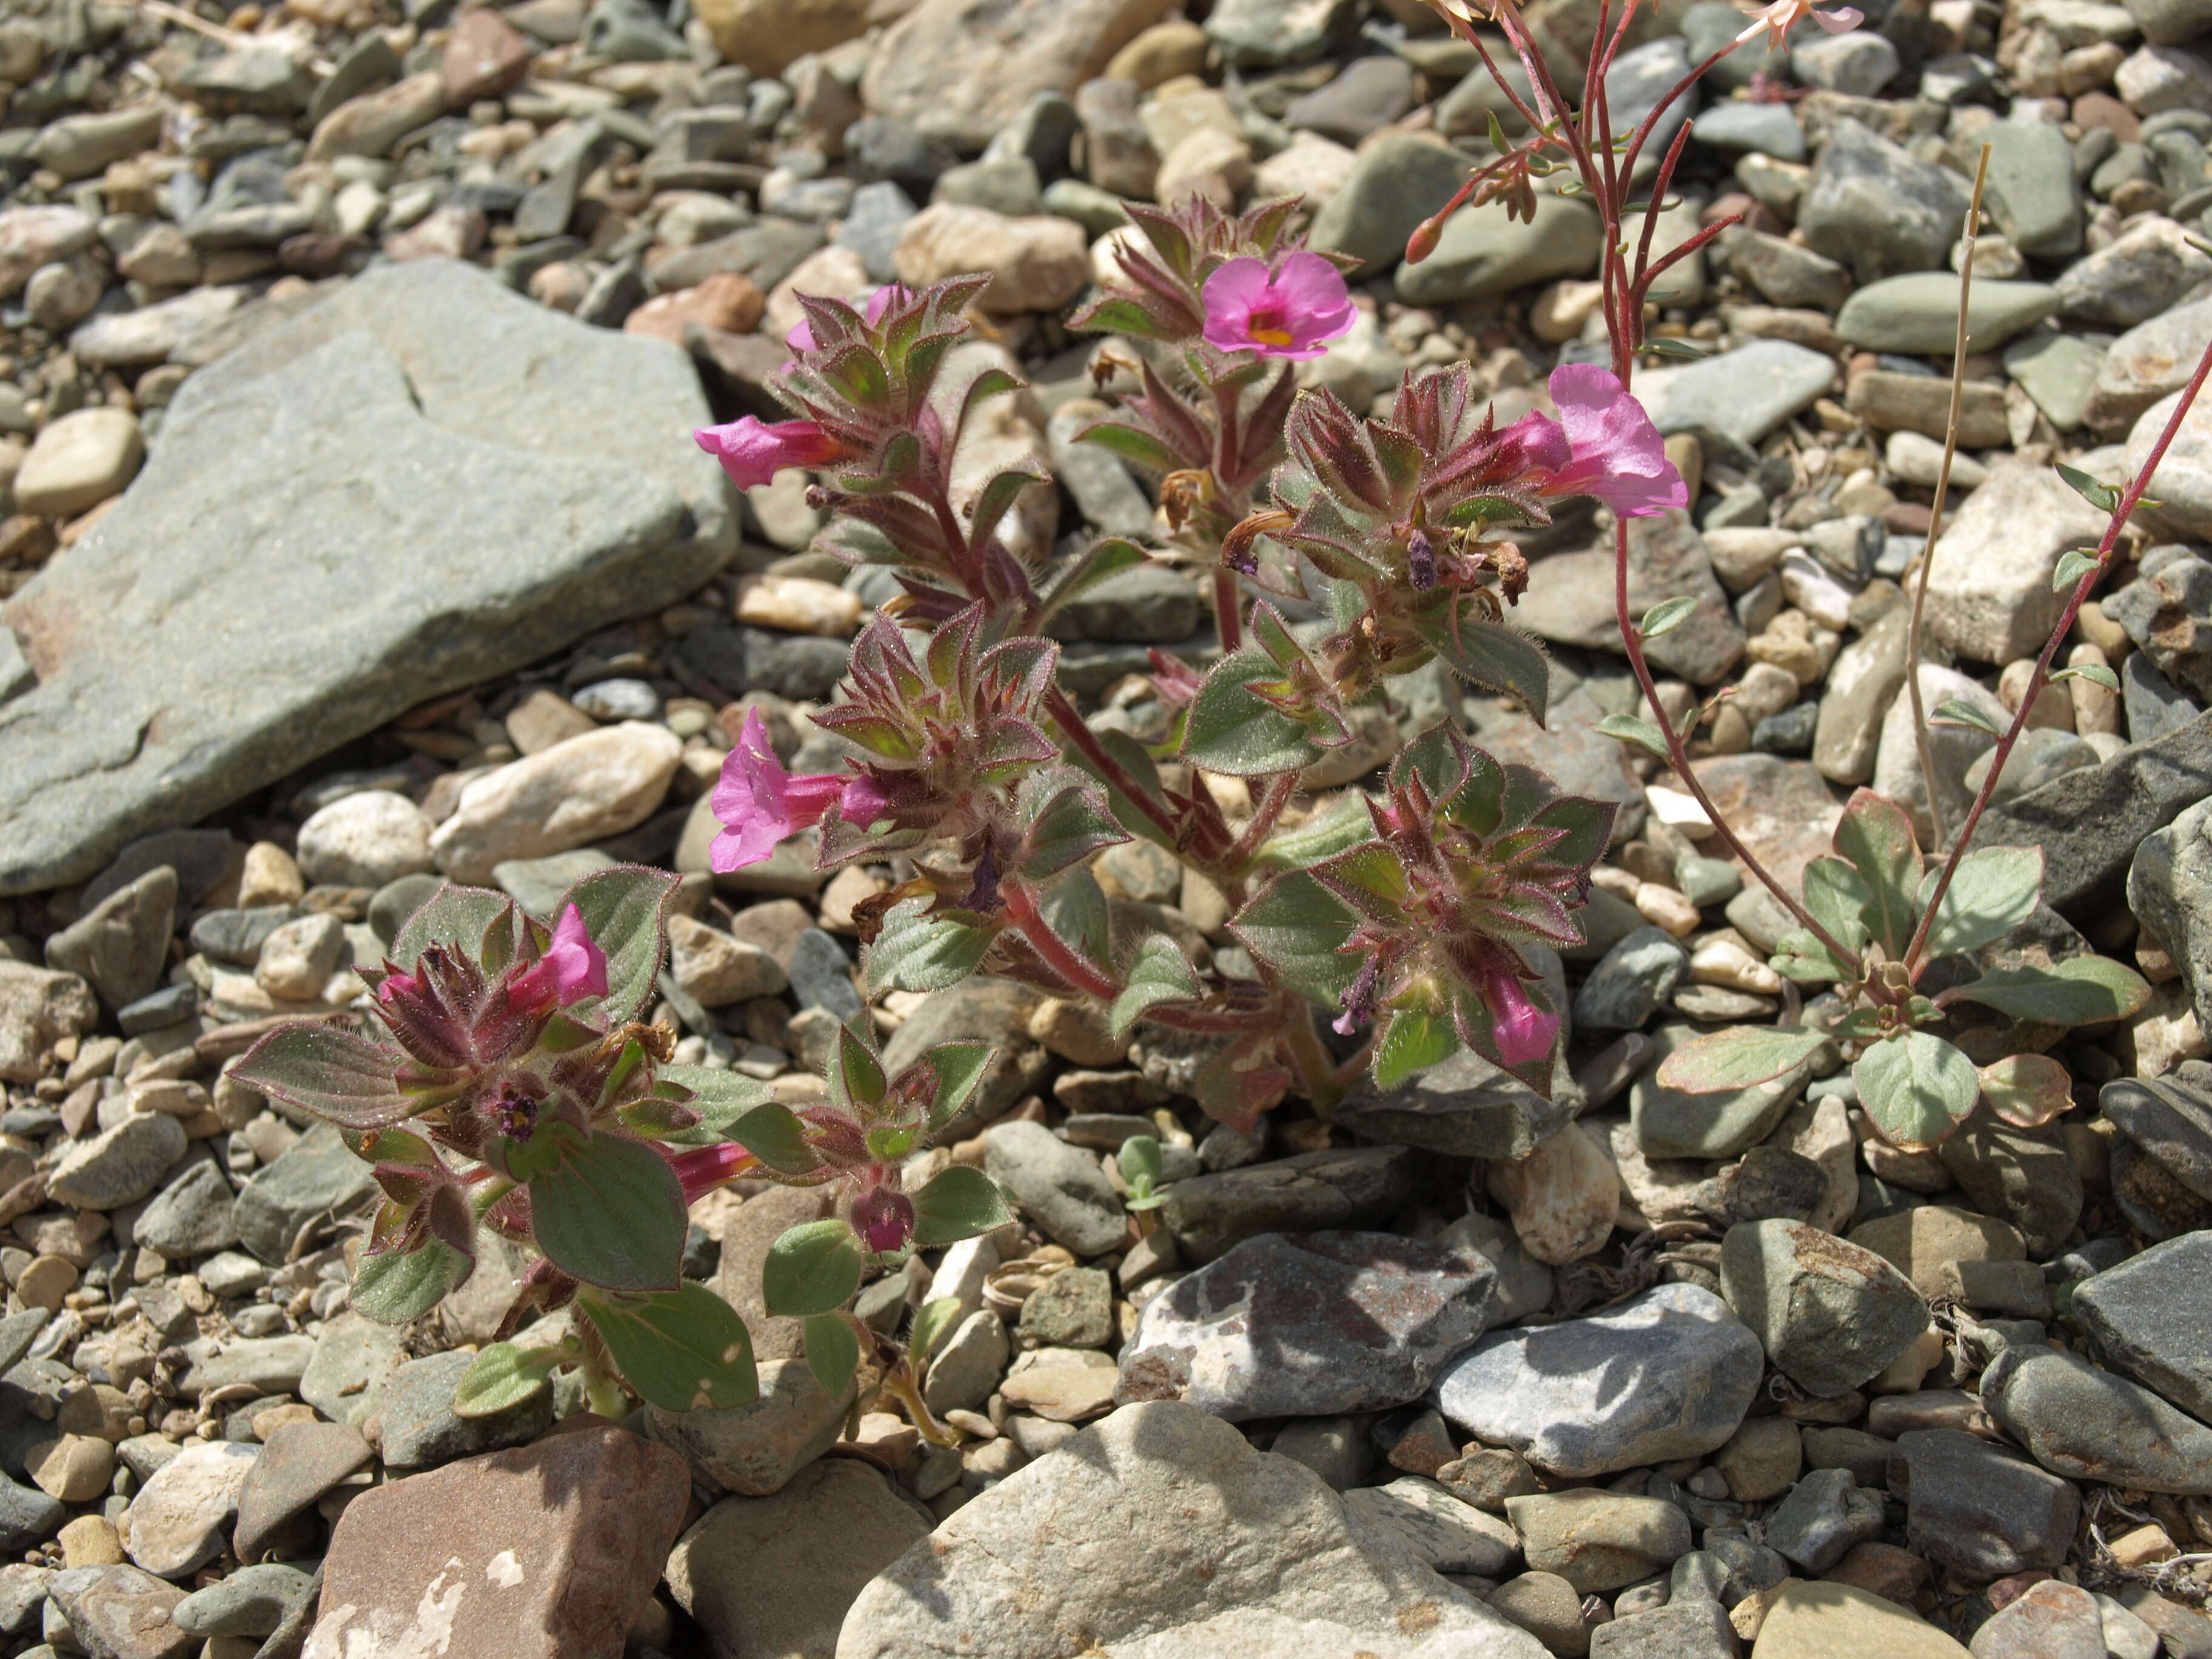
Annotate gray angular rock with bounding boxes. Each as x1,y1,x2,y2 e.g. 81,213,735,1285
1335,1036,1578,1160
1572,927,1689,1032
2073,1232,2212,1420
0,260,732,896
0,961,98,1084
1517,512,1744,685
1935,1119,2080,1257
1507,1489,1694,1594
1118,1232,1495,1420
1801,118,1976,281
172,1561,314,1638
1395,194,1603,306
1344,1476,1521,1577
2108,554,2212,702
836,1400,1550,1658
984,1120,1125,1257
1638,340,1839,452
1159,1144,1426,1264
372,1350,555,1469
45,1564,191,1659
134,1160,242,1258
1589,1597,1736,1657
1835,274,2060,355
1307,131,1466,271
233,1123,376,1265
1433,1284,1764,1477
1719,1219,1928,1397
1763,1467,1885,1572
0,1473,63,1553
1982,1343,2212,1494
43,866,177,1010
1979,712,2212,911
1888,1426,2082,1577
47,1111,187,1210
1632,1023,1820,1161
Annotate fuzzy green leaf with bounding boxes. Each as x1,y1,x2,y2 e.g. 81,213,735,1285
1021,782,1130,880
910,1297,962,1367
1638,596,1700,642
1373,1005,1458,1090
1253,791,1376,872
910,1166,1014,1248
1918,845,2042,957
1181,650,1323,776
1229,869,1358,1007
2052,548,2102,592
1111,934,1201,1037
453,1342,566,1418
2049,662,2119,693
1832,788,1921,959
528,1131,686,1294
2054,463,2122,513
1771,927,1854,985
577,1283,757,1412
656,1065,772,1142
1039,867,1113,969
1595,714,1673,760
1657,1025,1832,1093
1036,539,1150,629
1929,698,2003,737
1409,610,1550,723
1947,956,2151,1025
829,1019,888,1114
723,1102,822,1176
803,1312,861,1399
868,899,996,993
352,1240,472,1326
1855,1030,1980,1150
230,1024,419,1131
916,1042,997,1131
763,1219,865,1316
389,884,514,973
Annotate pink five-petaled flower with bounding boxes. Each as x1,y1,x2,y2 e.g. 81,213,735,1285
508,904,609,1010
1201,253,1358,361
710,706,878,872
1486,967,1559,1068
693,417,844,491
850,1186,916,1255
1506,363,1688,520
785,284,905,354
1736,0,1862,47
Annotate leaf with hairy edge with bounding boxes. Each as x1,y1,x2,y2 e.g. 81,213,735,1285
1855,1030,1980,1150
389,884,514,973
910,1165,1013,1248
1253,792,1375,872
968,464,1052,555
656,1065,771,1142
803,1312,860,1399
1039,868,1112,969
724,1102,822,1176
1373,1006,1457,1090
1068,728,1176,854
454,1342,568,1418
763,1219,865,1316
829,1019,888,1114
1917,845,2042,957
1181,651,1322,776
1657,1025,1834,1093
1409,609,1550,724
351,1239,472,1325
1230,870,1359,1007
1980,1053,2074,1128
528,1131,686,1293
915,1042,996,1131
1111,934,1201,1037
577,1284,757,1412
1020,783,1130,879
1946,957,2151,1025
1833,788,1921,959
557,865,680,1024
1596,714,1673,760
230,1024,421,1130
867,899,995,993
1035,539,1148,629
910,1297,962,1367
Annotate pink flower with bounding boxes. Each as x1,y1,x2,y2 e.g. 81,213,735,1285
1200,253,1358,361
850,1186,915,1255
671,1141,759,1202
1515,364,1687,519
785,284,905,354
1486,968,1558,1067
509,904,609,1009
710,707,868,871
694,417,843,491
1736,0,1862,47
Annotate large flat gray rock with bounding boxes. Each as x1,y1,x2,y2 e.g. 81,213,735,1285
0,259,734,894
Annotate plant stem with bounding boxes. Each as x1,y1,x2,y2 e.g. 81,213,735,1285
1610,520,1866,971
1214,569,1244,653
1906,143,1992,854
1903,328,2212,971
1004,882,1122,1000
1280,1000,1348,1115
1044,686,1183,846
1225,771,1299,874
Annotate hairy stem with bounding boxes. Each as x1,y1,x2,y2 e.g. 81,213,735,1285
1904,329,2212,971
1225,771,1300,874
1280,1000,1349,1116
1045,686,1184,846
1906,143,1993,854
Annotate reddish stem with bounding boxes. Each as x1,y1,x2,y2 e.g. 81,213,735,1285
1903,330,2212,971
1045,686,1183,846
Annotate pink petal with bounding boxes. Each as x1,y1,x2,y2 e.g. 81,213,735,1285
1273,250,1358,350
708,709,796,872
1200,257,1274,353
543,904,609,1004
1813,4,1862,28
1500,407,1572,473
1487,971,1558,1067
840,771,891,826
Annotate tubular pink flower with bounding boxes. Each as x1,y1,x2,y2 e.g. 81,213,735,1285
1521,364,1687,519
710,707,865,871
1487,968,1559,1067
851,1186,916,1255
671,1141,758,1202
786,284,905,353
1200,253,1358,361
509,904,609,1009
694,417,843,490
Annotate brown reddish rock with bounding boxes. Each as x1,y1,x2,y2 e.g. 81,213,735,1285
303,1424,689,1659
624,273,767,347
443,8,534,107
